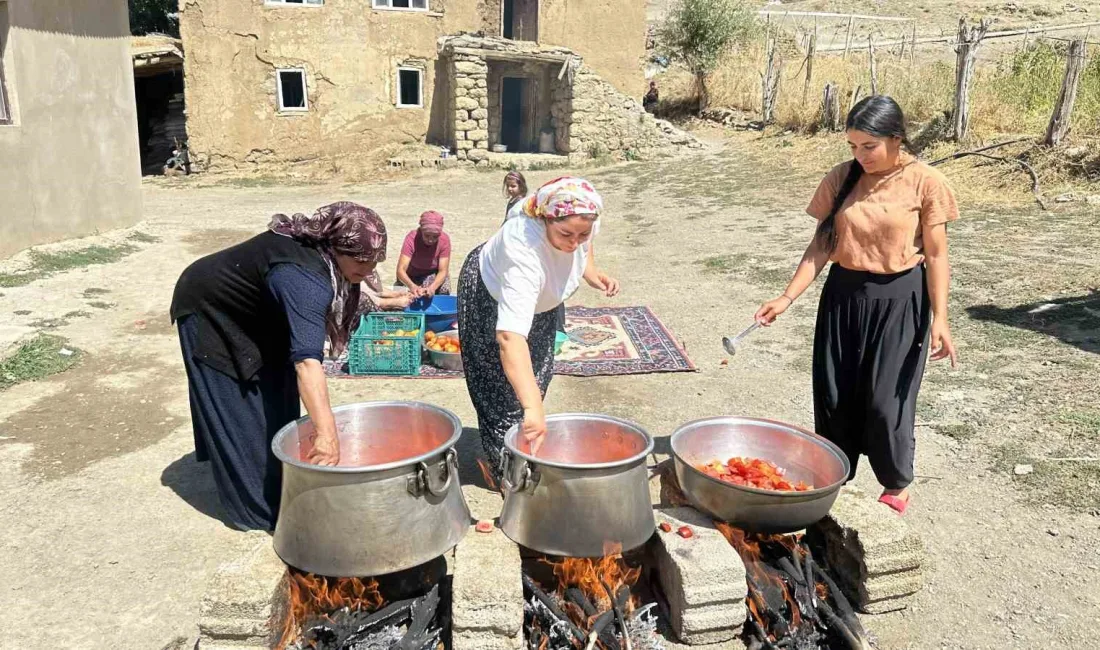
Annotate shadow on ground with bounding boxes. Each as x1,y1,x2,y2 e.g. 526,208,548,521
161,452,239,531
455,425,497,491
966,290,1100,354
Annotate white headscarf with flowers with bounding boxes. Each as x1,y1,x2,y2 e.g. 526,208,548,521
521,177,603,221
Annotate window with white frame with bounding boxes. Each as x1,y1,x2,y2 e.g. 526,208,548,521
277,69,308,112
373,0,428,11
397,68,423,108
266,0,323,5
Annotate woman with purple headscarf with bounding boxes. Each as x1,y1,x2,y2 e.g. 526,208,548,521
170,202,387,531
396,210,452,298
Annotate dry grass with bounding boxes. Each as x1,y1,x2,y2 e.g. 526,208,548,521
661,37,1100,146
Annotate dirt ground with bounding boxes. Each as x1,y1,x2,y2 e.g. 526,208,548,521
1,135,1098,650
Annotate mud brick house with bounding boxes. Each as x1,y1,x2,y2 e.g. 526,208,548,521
0,0,142,257
179,0,691,170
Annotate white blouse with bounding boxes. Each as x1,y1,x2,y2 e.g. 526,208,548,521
479,216,598,336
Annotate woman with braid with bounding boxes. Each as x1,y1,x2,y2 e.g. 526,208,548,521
755,96,960,515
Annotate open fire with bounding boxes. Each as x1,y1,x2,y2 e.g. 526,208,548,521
522,547,663,650
276,565,448,650
716,525,870,650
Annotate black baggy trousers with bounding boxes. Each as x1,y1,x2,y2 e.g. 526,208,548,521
812,264,932,490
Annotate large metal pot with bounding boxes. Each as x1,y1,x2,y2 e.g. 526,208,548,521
499,413,655,557
670,416,850,534
271,401,470,576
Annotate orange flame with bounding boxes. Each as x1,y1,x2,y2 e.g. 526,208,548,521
476,458,499,492
716,523,809,638
276,568,385,649
541,545,641,619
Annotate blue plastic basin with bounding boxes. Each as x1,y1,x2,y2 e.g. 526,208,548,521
405,294,459,333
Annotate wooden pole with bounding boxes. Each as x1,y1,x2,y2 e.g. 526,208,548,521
822,83,842,131
843,16,855,58
1044,39,1087,146
762,30,782,124
868,33,879,96
804,30,818,102
848,84,863,115
953,18,991,142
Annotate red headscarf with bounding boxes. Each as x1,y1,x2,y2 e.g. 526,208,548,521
419,210,445,236
269,201,388,356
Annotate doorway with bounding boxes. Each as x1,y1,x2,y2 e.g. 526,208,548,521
500,77,529,153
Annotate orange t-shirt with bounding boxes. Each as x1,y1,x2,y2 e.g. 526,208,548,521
806,154,959,274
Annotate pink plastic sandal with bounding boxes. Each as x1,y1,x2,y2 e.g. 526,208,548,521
878,493,910,515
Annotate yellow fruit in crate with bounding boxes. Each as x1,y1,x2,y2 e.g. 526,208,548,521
409,329,419,337
394,329,405,337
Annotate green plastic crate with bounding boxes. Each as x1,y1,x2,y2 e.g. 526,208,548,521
348,313,425,376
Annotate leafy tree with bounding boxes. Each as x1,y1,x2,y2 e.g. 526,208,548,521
659,0,758,111
129,0,179,37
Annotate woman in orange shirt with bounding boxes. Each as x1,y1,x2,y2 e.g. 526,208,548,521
756,96,959,515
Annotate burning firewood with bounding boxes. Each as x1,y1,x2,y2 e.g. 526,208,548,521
522,551,662,650
716,523,871,650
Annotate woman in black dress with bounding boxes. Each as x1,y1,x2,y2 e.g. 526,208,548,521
170,202,387,531
756,97,959,515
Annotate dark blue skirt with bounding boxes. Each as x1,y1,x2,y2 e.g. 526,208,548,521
177,315,300,531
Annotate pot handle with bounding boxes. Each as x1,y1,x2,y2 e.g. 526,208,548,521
424,448,457,497
408,448,457,498
499,448,538,495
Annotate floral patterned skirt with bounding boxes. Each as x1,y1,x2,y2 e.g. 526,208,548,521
457,245,558,480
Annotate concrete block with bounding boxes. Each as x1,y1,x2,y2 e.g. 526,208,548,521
675,602,746,644
861,593,917,615
451,526,523,648
453,627,523,650
653,507,747,608
810,486,925,615
861,570,924,602
652,507,747,645
198,533,286,649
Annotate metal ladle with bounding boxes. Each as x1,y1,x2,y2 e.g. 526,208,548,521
722,321,761,355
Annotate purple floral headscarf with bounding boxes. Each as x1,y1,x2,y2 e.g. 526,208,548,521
269,201,388,356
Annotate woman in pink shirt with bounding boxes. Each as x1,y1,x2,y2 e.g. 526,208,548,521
396,210,452,298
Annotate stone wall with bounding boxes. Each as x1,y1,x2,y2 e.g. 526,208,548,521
449,51,490,162
444,35,698,164
560,64,700,161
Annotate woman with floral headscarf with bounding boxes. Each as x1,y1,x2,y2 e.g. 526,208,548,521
458,177,620,480
396,210,452,298
170,202,387,531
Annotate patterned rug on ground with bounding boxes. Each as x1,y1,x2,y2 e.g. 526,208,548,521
323,305,695,379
